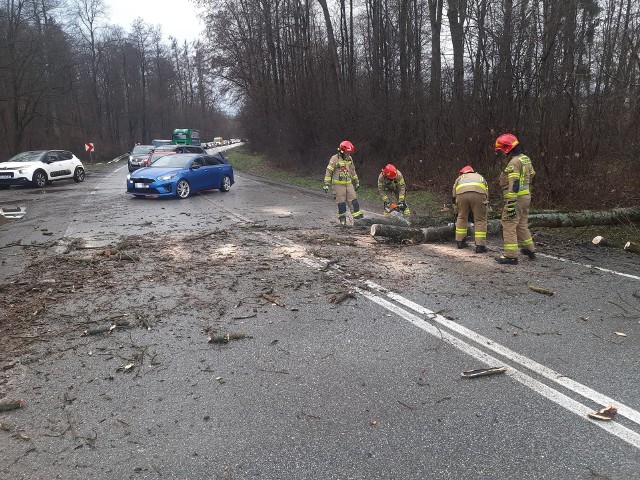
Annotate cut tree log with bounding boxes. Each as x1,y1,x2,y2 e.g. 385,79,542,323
592,236,617,248
624,241,640,254
370,220,501,243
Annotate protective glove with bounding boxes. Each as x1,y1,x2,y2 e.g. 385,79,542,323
323,185,329,194
354,183,360,192
383,201,391,211
506,200,517,219
398,200,407,211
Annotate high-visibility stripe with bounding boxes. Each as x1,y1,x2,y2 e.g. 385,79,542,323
503,192,518,199
504,243,519,251
456,228,467,235
455,182,488,191
331,180,352,185
519,237,534,246
475,231,487,238
518,189,530,195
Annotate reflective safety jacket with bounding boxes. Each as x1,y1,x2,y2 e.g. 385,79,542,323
452,172,488,200
377,170,407,200
499,154,535,200
324,153,359,186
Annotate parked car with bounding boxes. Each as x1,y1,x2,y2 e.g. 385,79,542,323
126,153,234,199
0,150,85,189
128,145,155,172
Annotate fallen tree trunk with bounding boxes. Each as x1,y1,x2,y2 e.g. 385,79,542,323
371,208,640,243
527,208,640,228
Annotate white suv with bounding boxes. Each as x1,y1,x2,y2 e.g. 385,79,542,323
0,150,85,189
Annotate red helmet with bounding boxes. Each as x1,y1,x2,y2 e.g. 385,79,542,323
381,164,397,179
339,140,355,153
494,133,519,154
459,165,474,174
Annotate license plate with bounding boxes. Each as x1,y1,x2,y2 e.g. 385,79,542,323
0,175,10,179
134,183,149,189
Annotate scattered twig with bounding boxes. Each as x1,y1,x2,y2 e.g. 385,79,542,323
208,332,252,344
528,284,555,296
261,293,285,307
82,324,116,336
329,292,356,304
0,399,25,412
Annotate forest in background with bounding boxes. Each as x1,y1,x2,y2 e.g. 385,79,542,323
2,1,640,208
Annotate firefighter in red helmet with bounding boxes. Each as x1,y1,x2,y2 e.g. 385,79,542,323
452,165,489,253
494,133,536,265
323,140,363,225
378,164,410,217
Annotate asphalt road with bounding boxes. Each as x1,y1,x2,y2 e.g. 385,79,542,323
1,151,639,480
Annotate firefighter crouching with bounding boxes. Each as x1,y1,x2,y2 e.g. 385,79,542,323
323,140,364,225
494,133,536,265
452,165,488,253
378,164,410,216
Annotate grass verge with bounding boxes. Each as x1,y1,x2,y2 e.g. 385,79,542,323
224,145,444,216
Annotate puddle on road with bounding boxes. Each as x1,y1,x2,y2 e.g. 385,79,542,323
0,206,27,219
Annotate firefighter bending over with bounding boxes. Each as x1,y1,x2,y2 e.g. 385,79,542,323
494,133,536,265
378,164,410,217
452,165,488,253
323,140,363,225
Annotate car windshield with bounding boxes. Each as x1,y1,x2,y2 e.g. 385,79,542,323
132,145,154,154
4,151,46,163
151,155,191,168
150,152,175,163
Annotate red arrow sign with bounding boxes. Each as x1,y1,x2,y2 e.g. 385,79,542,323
85,143,94,152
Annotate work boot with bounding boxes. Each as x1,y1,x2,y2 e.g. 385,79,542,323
339,217,346,225
495,256,518,265
475,245,487,254
457,239,468,249
520,249,536,260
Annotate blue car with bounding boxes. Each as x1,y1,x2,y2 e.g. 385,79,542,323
126,153,234,199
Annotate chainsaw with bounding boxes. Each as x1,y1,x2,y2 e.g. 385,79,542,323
385,203,411,226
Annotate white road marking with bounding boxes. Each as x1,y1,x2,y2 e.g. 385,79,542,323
358,288,640,450
364,280,640,427
537,253,640,281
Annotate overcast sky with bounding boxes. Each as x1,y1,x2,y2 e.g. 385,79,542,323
104,0,204,43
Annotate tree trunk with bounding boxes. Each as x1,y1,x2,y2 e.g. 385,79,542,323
370,209,640,243
527,208,640,228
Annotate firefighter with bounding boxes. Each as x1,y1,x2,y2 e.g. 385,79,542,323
323,140,363,225
452,165,488,253
494,133,536,265
378,164,410,216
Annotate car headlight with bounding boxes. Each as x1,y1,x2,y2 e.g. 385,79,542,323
157,174,177,181
127,174,131,181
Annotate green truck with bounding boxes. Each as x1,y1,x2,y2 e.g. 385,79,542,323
172,128,201,145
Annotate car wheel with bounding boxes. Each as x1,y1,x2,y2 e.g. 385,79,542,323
73,167,85,183
32,170,47,188
220,175,231,192
176,179,191,199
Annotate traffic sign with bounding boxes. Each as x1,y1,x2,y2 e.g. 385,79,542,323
85,143,94,152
